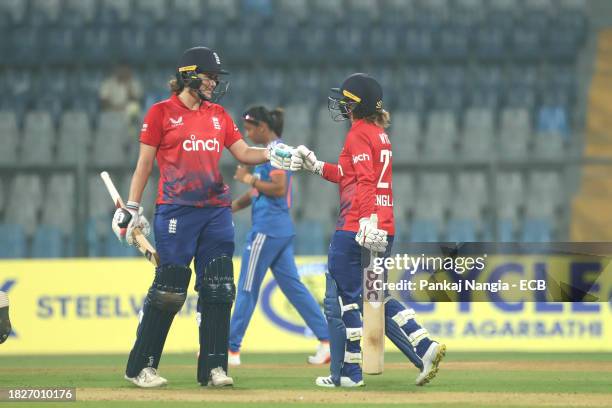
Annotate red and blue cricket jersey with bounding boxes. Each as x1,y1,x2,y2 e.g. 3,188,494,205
321,119,395,235
250,139,294,238
139,94,242,207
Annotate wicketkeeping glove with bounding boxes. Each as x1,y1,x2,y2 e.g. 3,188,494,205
112,201,151,246
268,143,294,170
290,145,324,175
355,214,388,253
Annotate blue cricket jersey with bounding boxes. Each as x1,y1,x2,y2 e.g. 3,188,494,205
250,141,294,237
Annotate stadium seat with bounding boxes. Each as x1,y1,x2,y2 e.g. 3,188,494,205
461,108,495,159
496,218,516,242
92,112,130,166
0,111,19,165
0,224,27,258
525,171,562,218
409,219,440,243
391,111,421,163
98,0,132,23
208,0,239,25
63,0,97,26
172,0,203,22
474,24,507,61
393,174,416,220
438,23,470,61
313,107,345,162
276,0,308,24
521,218,553,242
302,177,339,224
31,225,64,258
57,111,92,165
20,111,55,165
424,111,458,159
496,171,524,222
404,26,434,62
6,175,43,237
42,174,76,236
446,219,477,242
498,108,531,158
133,0,168,22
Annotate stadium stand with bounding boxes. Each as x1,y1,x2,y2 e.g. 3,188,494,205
0,0,591,257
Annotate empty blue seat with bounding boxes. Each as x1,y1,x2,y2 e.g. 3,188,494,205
521,218,552,242
404,27,434,61
446,219,477,242
31,225,64,258
0,224,27,258
410,219,439,243
496,219,516,242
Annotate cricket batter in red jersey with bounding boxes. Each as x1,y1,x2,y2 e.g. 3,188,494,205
110,46,291,388
277,73,446,387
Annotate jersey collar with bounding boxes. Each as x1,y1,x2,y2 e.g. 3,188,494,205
170,94,211,111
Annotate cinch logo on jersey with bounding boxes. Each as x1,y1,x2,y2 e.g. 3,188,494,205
169,116,183,127
182,134,220,152
352,153,370,164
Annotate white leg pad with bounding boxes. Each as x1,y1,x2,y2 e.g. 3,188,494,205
391,308,416,327
408,328,429,347
344,351,362,363
346,327,363,342
341,303,360,315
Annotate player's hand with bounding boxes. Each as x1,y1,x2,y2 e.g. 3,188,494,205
234,165,256,186
291,145,324,175
268,143,293,170
112,201,151,246
355,215,388,253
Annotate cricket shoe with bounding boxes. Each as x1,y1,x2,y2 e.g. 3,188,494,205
124,367,168,388
307,341,330,364
415,342,446,386
0,291,11,344
207,367,234,387
315,375,364,388
228,350,241,366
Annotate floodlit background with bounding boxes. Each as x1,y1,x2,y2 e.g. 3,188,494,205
0,0,607,257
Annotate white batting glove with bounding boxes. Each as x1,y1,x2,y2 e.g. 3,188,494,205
112,201,151,246
268,143,294,170
355,215,388,253
291,145,324,175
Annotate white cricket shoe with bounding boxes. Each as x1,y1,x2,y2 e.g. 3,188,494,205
124,367,168,388
315,375,364,388
208,367,234,387
228,351,241,366
415,342,446,386
308,342,330,364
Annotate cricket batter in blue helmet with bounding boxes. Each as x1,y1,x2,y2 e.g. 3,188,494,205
274,73,446,387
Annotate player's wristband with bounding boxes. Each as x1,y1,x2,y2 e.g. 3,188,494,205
126,201,140,211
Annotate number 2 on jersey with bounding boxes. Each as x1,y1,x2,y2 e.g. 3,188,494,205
377,149,391,188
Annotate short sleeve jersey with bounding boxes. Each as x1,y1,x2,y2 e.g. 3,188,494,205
139,94,242,207
250,140,295,238
322,119,395,235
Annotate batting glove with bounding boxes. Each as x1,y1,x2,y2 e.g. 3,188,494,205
112,201,151,246
291,145,324,175
355,215,388,253
268,143,294,170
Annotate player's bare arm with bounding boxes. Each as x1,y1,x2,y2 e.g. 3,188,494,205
128,143,156,204
231,191,252,213
228,139,270,165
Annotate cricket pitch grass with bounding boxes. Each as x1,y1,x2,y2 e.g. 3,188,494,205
0,352,611,407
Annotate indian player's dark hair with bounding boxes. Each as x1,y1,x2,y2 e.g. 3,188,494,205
268,107,284,137
243,106,284,137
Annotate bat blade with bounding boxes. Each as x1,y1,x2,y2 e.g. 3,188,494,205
362,249,385,375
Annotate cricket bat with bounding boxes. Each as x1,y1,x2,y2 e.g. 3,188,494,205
100,171,160,267
362,214,385,375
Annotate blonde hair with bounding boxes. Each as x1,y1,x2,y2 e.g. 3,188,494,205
364,109,391,129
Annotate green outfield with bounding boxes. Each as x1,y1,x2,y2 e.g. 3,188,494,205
0,352,611,407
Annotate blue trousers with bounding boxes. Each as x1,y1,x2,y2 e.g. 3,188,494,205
154,205,234,290
229,231,329,352
326,231,430,382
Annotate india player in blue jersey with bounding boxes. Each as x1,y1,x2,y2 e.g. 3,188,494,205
229,106,330,365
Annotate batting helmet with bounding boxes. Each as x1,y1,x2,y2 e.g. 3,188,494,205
176,46,230,103
328,73,383,122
